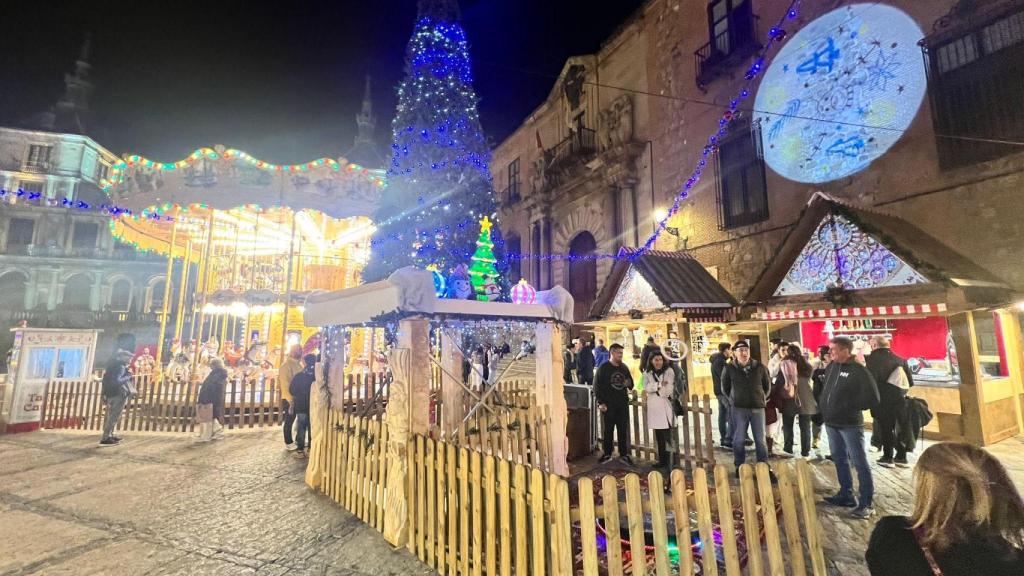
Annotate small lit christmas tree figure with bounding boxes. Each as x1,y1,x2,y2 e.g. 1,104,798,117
468,216,500,301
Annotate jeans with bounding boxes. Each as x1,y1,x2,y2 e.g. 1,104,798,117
653,428,672,469
732,408,768,469
102,393,128,441
602,411,630,457
716,395,732,445
782,413,813,456
826,425,873,507
295,413,311,451
282,399,296,445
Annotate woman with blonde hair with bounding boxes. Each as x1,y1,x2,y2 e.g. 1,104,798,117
866,441,1024,575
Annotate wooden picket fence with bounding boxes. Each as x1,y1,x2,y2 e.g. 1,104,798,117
38,371,389,433
315,412,827,576
596,393,717,473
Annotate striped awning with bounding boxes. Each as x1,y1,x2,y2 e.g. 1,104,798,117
753,303,948,321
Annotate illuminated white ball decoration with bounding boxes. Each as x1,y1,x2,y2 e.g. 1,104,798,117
754,4,927,183
510,279,537,304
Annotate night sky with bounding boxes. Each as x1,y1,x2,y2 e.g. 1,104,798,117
0,0,645,165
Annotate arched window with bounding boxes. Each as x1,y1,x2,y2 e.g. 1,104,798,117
109,278,132,312
62,274,93,310
506,234,522,283
147,277,167,313
567,232,598,322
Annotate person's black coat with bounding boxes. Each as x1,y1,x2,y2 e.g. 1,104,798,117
594,362,634,418
866,515,1024,576
289,368,315,414
721,359,771,409
866,347,914,405
639,343,660,373
819,361,880,427
198,367,227,411
709,352,728,396
576,345,595,381
102,358,130,398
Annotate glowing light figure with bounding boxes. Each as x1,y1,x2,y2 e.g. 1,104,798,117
754,4,926,183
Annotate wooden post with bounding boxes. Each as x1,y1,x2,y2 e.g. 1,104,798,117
440,329,464,438
535,321,568,475
949,312,990,444
757,322,771,365
996,309,1024,436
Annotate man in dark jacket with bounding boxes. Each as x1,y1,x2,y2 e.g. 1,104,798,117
576,339,595,385
594,343,635,465
820,336,880,519
709,342,733,447
720,340,771,473
289,354,317,458
563,344,576,384
866,335,913,467
100,349,134,446
639,337,660,373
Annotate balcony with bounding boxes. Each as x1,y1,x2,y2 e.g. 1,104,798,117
2,309,167,329
694,18,761,88
500,181,522,206
547,128,597,171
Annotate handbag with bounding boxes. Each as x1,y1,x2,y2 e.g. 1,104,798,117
912,527,944,576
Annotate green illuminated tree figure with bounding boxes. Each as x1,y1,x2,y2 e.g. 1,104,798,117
468,216,500,300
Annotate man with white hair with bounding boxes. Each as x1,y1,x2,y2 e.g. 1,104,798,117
866,335,914,467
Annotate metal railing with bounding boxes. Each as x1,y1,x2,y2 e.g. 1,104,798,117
694,17,760,87
500,181,521,206
548,128,597,168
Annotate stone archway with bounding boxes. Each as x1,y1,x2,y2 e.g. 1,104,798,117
0,270,28,312
62,273,93,311
552,204,613,322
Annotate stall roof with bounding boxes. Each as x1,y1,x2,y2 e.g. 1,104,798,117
589,248,737,320
746,192,1013,305
303,268,575,326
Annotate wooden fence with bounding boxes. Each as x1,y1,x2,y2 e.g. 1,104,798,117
315,412,827,576
38,371,389,433
595,393,717,473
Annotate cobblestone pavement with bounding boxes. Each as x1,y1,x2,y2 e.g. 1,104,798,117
0,429,433,576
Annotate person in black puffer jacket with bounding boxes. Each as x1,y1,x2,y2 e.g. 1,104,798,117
289,354,317,457
820,337,880,519
196,358,228,442
865,335,914,467
720,340,771,474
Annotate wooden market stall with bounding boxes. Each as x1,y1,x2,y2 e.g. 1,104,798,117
584,247,738,397
742,193,1023,445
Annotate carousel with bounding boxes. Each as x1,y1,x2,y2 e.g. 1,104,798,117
103,145,386,377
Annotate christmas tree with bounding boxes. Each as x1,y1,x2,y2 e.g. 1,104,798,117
468,216,500,300
362,0,504,287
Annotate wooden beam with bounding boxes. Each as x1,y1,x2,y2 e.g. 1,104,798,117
948,312,989,444
995,309,1024,437
440,329,465,438
535,321,569,476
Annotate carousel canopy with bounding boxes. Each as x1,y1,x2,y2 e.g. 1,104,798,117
303,268,575,326
103,145,385,220
745,192,1015,307
589,248,737,321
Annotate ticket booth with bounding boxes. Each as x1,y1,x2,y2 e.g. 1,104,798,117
1,328,99,433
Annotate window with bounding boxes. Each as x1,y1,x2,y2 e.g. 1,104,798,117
716,118,769,229
18,181,43,195
506,158,520,204
26,144,52,169
7,218,35,247
109,279,132,312
696,0,759,86
95,161,109,182
924,6,1024,168
71,222,99,250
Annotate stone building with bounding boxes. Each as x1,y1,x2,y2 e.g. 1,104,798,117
494,0,1024,307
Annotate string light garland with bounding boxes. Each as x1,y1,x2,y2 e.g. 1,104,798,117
99,147,387,193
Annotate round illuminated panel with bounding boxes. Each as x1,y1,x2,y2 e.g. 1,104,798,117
754,4,927,183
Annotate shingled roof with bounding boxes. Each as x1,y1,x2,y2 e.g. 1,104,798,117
589,248,737,320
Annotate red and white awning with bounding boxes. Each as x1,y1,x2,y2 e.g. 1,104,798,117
754,303,948,321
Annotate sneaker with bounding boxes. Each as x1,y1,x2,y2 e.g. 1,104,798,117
598,454,613,464
744,439,754,447
294,449,307,459
782,448,795,456
110,436,123,442
721,441,733,450
98,438,119,446
620,456,635,467
823,493,858,508
877,456,894,468
894,456,909,468
285,443,299,451
850,506,875,519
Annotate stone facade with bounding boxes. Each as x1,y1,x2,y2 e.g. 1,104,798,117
0,127,167,367
492,0,1024,306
